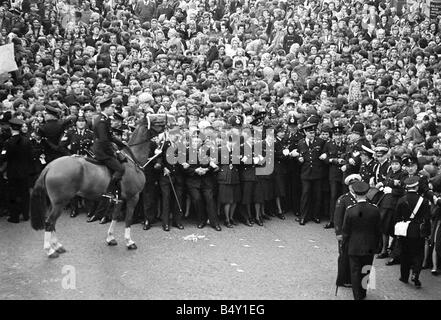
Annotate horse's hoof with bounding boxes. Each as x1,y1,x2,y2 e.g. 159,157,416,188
107,239,118,246
48,251,59,259
56,246,67,254
127,243,137,250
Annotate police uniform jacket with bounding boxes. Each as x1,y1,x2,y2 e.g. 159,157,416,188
344,138,371,175
360,159,377,183
239,142,257,182
395,191,431,239
184,144,217,189
30,137,46,177
373,159,391,185
412,174,435,203
39,118,75,161
379,169,407,209
297,136,325,180
92,113,125,160
324,140,347,182
217,145,241,185
334,192,357,236
342,200,382,256
60,127,94,155
284,129,303,174
274,137,289,176
157,140,184,186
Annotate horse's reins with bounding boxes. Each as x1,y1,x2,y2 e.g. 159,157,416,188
123,128,169,170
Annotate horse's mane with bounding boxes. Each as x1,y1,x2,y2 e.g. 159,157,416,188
128,117,148,146
128,116,159,146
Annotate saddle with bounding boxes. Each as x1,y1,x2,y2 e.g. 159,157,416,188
84,156,105,166
72,154,117,174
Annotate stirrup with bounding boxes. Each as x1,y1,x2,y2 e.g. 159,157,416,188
112,197,124,204
111,192,123,204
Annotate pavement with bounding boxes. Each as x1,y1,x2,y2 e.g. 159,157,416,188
0,212,440,300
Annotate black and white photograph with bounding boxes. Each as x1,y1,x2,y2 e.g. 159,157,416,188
0,0,441,305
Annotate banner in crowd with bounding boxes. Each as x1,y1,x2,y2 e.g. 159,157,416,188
430,0,441,18
0,43,18,75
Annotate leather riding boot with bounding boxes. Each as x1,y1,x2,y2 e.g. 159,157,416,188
102,176,118,200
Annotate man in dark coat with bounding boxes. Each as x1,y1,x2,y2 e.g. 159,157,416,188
157,128,185,231
184,135,221,231
0,112,12,216
285,115,304,216
39,103,75,163
334,174,360,288
341,122,371,192
295,120,326,225
0,118,32,223
342,181,382,300
395,176,431,288
385,154,435,266
323,125,346,229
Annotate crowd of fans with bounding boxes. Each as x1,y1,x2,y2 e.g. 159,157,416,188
0,0,440,286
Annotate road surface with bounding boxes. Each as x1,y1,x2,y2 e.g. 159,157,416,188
1,212,440,300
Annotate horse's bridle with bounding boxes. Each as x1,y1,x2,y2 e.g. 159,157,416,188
123,130,168,170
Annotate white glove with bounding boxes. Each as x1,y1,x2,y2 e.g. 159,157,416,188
253,156,260,165
182,162,190,169
290,150,299,157
383,186,392,194
209,160,218,169
283,149,290,156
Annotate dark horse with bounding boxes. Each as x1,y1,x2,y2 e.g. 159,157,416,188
30,116,162,258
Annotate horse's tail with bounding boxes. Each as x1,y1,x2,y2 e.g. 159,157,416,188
30,166,49,230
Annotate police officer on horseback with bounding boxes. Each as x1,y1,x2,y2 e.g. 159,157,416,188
92,98,127,202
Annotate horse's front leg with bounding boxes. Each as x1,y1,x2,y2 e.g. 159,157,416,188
106,201,119,246
124,194,139,250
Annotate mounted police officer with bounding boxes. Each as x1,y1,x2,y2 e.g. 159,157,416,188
91,98,127,202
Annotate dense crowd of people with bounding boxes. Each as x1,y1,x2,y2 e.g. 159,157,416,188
0,0,441,298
